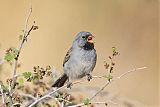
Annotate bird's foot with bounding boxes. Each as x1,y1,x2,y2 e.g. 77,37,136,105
67,82,73,89
87,74,92,81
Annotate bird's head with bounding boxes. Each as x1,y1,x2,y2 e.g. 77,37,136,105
73,31,95,50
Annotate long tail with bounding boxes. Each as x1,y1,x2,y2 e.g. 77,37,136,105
52,73,68,87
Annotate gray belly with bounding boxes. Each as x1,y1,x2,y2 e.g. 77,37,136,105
63,50,96,79
64,59,93,79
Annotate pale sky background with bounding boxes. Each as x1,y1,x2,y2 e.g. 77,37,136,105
0,0,159,107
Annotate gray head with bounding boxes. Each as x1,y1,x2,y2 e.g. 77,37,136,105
73,31,95,50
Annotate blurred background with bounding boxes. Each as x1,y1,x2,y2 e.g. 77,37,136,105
0,0,159,107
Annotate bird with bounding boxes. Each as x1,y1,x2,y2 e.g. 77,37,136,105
52,31,97,88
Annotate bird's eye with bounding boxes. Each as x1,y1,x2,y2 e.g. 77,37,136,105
82,36,85,39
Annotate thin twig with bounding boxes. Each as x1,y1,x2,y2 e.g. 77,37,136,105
89,67,147,100
10,6,33,94
48,95,72,104
117,67,147,79
27,67,146,107
89,81,110,100
47,95,61,106
19,93,36,100
68,101,108,107
70,67,147,107
13,102,22,106
8,6,37,107
92,75,104,78
24,6,32,34
8,80,13,107
61,102,64,107
0,82,6,107
27,80,84,107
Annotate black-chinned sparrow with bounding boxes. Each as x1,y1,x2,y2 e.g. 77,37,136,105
52,31,97,87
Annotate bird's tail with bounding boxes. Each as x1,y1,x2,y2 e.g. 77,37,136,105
52,73,68,87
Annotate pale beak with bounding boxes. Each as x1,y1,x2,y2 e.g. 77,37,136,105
87,35,94,43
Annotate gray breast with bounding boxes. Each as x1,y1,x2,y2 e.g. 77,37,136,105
64,48,97,79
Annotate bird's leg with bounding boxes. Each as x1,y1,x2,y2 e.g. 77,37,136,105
67,78,73,89
67,82,73,89
87,74,92,81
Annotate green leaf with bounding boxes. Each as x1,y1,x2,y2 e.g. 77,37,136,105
104,74,113,81
23,72,33,82
19,35,23,41
112,47,116,53
83,98,91,106
4,47,19,62
23,72,32,79
112,47,119,56
4,53,15,62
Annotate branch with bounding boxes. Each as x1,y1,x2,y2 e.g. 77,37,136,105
27,80,84,107
70,67,146,107
68,102,108,107
27,67,146,107
0,82,6,107
6,6,38,107
13,103,22,106
19,93,36,100
10,7,33,94
7,7,32,106
24,6,32,34
117,67,147,79
89,67,147,100
89,81,110,100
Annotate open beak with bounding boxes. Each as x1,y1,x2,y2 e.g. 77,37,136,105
87,35,94,43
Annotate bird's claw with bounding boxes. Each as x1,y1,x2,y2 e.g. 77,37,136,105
67,82,73,89
87,74,92,81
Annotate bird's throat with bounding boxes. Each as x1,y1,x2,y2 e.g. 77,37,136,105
83,42,94,50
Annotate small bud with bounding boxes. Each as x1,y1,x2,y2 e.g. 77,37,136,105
46,65,51,70
104,63,110,69
33,26,38,30
111,62,115,66
40,70,46,76
46,71,52,76
38,92,42,97
109,56,112,59
110,66,114,73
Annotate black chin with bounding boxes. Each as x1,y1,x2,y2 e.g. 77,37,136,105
83,42,94,50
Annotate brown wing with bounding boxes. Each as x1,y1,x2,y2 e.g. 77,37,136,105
63,47,72,67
